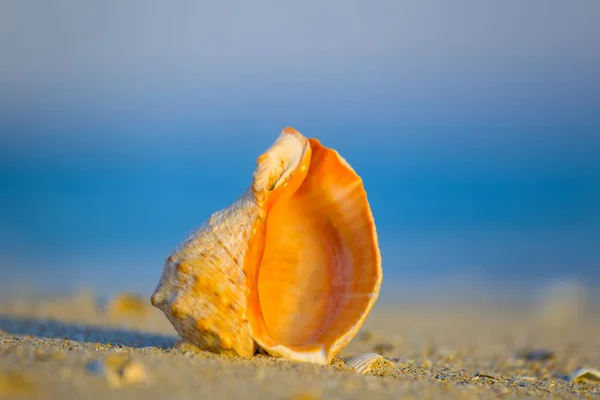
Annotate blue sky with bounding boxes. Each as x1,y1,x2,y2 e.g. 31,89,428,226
1,1,599,301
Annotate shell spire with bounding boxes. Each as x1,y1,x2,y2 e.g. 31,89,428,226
151,127,382,365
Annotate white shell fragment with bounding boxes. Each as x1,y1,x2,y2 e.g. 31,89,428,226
569,368,600,384
344,353,396,375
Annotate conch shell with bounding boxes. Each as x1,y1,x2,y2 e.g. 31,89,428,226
151,127,382,365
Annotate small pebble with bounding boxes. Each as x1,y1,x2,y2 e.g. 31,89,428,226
516,349,554,362
120,360,148,385
86,360,105,374
85,355,148,388
474,372,499,381
518,376,536,382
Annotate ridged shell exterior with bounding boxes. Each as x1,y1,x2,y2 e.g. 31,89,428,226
150,189,260,357
345,353,385,374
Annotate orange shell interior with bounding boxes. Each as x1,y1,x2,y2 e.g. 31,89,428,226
245,137,381,364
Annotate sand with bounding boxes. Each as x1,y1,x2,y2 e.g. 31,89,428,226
0,292,599,399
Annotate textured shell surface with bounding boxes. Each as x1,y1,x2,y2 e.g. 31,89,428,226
344,353,388,374
150,188,260,357
151,127,382,365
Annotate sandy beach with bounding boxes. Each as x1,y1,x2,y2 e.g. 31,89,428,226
0,291,599,400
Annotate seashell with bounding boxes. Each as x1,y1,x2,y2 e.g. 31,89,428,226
568,367,600,384
344,353,395,375
150,127,382,365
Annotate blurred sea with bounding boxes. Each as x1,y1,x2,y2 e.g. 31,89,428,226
1,1,599,306
1,126,599,305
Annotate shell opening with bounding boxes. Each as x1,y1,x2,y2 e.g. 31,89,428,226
246,135,382,365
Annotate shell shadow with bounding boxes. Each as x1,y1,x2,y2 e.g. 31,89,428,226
0,315,177,349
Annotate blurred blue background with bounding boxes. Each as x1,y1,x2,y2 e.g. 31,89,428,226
1,1,599,303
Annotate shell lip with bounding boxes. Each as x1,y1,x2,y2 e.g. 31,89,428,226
262,344,329,365
245,132,383,365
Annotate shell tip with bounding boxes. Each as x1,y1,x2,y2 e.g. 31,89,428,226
281,127,300,135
